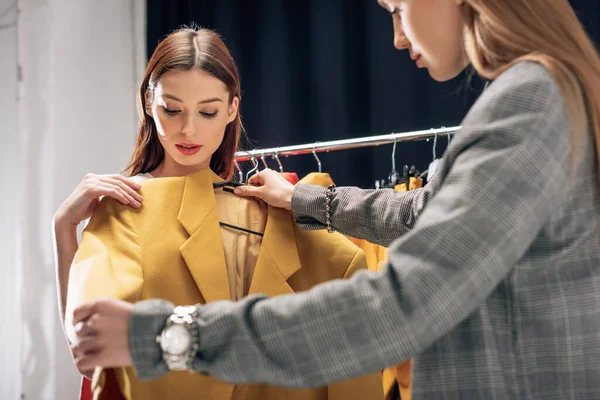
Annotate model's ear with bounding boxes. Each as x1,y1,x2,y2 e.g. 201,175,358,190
227,96,239,124
145,90,154,117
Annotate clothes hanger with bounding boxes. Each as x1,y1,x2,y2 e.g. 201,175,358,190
388,136,400,185
418,128,441,182
218,221,263,237
383,165,420,190
380,136,421,190
382,136,400,188
213,180,244,193
219,152,248,190
421,126,448,180
260,155,269,169
273,148,301,184
403,165,410,191
443,126,451,145
312,143,322,173
274,148,284,173
233,159,243,183
428,128,440,181
245,155,259,183
212,153,264,237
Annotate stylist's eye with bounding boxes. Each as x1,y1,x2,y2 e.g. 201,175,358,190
200,111,218,119
162,107,181,116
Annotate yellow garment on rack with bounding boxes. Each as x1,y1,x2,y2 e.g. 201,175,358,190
66,168,384,400
299,173,423,400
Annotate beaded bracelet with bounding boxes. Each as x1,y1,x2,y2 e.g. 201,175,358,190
325,184,336,233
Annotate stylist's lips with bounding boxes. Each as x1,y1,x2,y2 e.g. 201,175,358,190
176,143,201,155
414,54,423,67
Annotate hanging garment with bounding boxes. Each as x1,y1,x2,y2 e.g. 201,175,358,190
299,173,385,272
66,168,383,400
80,378,92,400
280,172,300,184
381,179,422,400
299,172,423,400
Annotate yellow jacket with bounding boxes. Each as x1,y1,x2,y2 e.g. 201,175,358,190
299,173,423,400
66,168,383,400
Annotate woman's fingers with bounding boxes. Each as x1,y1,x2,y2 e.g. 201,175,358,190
71,298,134,370
73,302,97,327
74,350,103,372
82,173,143,207
74,319,96,337
247,170,268,186
95,182,141,208
72,335,101,357
234,184,263,198
102,177,144,203
110,174,142,190
91,182,131,205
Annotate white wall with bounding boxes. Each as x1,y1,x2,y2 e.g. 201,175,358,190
0,0,145,398
0,1,22,399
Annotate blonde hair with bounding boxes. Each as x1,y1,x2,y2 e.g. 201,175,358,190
462,0,600,176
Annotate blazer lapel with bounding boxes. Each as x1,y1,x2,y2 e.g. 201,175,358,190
178,169,231,303
248,206,301,297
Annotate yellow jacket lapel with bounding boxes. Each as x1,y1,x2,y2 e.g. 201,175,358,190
178,169,231,302
248,206,301,297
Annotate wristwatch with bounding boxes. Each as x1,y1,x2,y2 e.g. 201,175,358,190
156,305,199,371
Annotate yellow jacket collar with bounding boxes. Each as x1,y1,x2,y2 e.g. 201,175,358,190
177,168,301,302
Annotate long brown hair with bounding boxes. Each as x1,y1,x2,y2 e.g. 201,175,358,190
462,0,600,177
125,27,243,179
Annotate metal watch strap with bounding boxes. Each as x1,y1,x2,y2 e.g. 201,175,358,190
159,305,200,371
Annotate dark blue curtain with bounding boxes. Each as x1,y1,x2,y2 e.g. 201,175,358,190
146,0,600,188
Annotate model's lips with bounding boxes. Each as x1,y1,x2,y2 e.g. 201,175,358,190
176,143,201,155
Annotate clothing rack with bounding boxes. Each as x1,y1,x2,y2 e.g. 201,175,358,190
234,126,461,161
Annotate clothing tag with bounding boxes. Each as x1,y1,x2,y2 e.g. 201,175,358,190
428,159,440,181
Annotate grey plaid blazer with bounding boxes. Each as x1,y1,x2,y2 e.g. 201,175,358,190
130,62,600,399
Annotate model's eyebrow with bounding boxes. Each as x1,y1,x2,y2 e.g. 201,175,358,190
163,94,223,104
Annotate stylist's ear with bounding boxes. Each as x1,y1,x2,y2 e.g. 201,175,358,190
144,90,153,117
227,96,239,124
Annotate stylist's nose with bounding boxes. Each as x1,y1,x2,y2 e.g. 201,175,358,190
392,15,410,50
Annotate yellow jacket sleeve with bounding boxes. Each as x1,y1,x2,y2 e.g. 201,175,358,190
341,248,367,279
65,198,143,399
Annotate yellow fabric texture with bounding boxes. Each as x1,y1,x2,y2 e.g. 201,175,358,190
299,173,423,400
214,190,267,300
66,168,383,400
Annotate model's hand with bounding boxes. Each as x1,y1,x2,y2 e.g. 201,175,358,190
54,173,143,228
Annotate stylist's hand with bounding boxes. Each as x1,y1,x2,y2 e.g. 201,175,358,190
234,169,295,210
54,173,143,228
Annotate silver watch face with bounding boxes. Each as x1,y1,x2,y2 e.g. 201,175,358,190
175,305,197,315
162,324,192,355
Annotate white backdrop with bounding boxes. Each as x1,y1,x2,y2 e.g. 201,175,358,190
0,1,22,399
1,0,146,398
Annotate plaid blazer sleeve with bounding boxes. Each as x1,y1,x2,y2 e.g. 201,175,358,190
129,63,573,386
291,184,432,247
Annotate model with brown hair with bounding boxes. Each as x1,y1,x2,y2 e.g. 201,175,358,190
55,26,384,400
54,26,240,360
